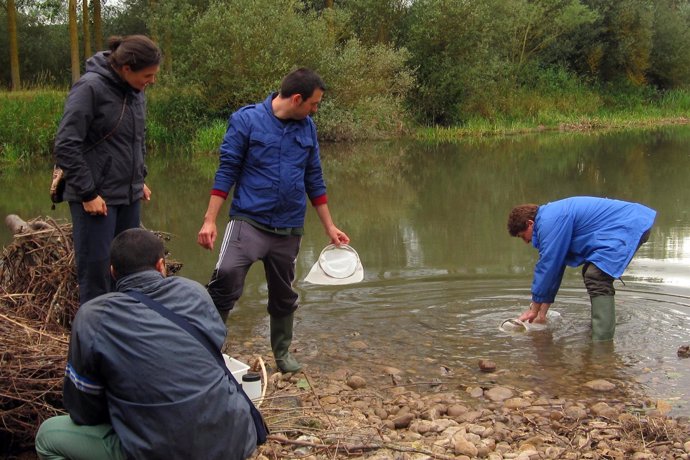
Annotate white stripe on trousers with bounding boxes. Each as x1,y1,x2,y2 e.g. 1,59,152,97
215,220,236,270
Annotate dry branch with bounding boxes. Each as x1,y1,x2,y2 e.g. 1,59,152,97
0,216,183,453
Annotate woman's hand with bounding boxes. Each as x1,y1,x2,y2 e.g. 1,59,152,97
143,184,152,201
83,196,107,216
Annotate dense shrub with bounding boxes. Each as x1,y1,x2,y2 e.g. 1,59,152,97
175,0,413,141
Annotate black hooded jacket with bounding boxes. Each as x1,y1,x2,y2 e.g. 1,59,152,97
54,51,147,205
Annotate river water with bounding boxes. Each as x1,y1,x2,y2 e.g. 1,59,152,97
2,125,690,415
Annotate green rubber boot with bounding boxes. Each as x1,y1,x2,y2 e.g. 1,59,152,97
590,295,616,341
270,313,302,373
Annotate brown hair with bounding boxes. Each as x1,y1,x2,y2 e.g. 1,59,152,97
280,67,326,100
507,204,539,236
108,35,161,72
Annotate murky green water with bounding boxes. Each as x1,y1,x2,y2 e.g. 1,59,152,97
2,125,690,414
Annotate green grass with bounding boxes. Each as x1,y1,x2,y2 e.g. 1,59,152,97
0,90,65,161
414,88,690,142
2,86,689,162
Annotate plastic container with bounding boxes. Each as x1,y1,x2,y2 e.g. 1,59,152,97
222,354,249,382
242,372,262,402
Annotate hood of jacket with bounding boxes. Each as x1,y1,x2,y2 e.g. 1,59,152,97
84,51,140,94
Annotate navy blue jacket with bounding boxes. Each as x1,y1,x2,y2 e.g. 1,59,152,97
212,93,327,228
531,196,656,303
54,51,147,204
63,271,257,459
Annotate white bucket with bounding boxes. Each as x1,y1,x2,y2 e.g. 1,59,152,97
222,354,249,382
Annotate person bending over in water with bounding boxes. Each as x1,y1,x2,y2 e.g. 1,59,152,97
507,196,655,341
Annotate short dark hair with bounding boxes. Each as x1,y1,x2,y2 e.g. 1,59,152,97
108,35,162,72
507,204,539,236
110,228,165,278
279,67,326,100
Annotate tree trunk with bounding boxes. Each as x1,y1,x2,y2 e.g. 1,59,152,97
7,0,21,90
163,30,172,74
82,0,92,58
69,0,80,84
149,0,159,43
93,0,103,50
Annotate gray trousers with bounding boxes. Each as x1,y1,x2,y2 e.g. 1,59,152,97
207,220,301,317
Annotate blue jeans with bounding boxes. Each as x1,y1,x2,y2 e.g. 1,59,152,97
35,415,126,460
70,201,140,305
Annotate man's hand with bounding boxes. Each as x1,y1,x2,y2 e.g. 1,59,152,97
518,302,550,323
327,225,350,246
197,221,217,250
197,195,225,251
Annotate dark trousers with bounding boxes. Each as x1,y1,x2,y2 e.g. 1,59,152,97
581,228,652,297
70,201,140,305
207,220,301,318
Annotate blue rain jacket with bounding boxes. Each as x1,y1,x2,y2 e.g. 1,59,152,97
212,93,327,228
531,196,656,303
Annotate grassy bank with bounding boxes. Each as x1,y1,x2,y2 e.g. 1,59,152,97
414,87,690,142
2,87,690,163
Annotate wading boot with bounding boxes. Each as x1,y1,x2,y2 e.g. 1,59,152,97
590,295,616,341
218,309,230,324
270,313,302,373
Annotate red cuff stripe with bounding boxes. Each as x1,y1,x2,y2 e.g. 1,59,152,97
311,194,328,206
211,189,229,199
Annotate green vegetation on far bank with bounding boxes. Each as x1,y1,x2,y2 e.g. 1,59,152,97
2,86,689,164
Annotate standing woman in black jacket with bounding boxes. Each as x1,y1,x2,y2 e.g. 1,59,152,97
54,35,161,305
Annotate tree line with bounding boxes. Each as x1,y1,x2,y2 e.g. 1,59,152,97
2,0,690,130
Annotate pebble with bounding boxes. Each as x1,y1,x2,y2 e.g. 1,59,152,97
479,359,497,372
346,375,366,389
392,413,414,429
248,363,690,460
453,434,479,457
583,379,616,391
678,345,690,358
504,397,531,409
485,386,514,402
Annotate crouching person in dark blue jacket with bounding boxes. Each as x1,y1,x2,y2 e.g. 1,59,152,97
507,196,656,341
35,228,257,460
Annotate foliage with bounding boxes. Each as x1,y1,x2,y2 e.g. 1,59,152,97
2,0,690,139
190,119,226,155
145,84,211,146
647,0,690,88
174,0,412,140
338,0,408,45
0,90,64,160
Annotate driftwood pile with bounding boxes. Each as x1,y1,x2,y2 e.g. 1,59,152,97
0,215,182,453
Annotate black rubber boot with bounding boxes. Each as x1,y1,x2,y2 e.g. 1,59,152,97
270,313,302,373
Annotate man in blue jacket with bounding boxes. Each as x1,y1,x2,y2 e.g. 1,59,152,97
507,196,656,341
197,68,350,373
35,228,257,460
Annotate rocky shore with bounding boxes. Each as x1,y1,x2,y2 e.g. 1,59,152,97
250,358,690,460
